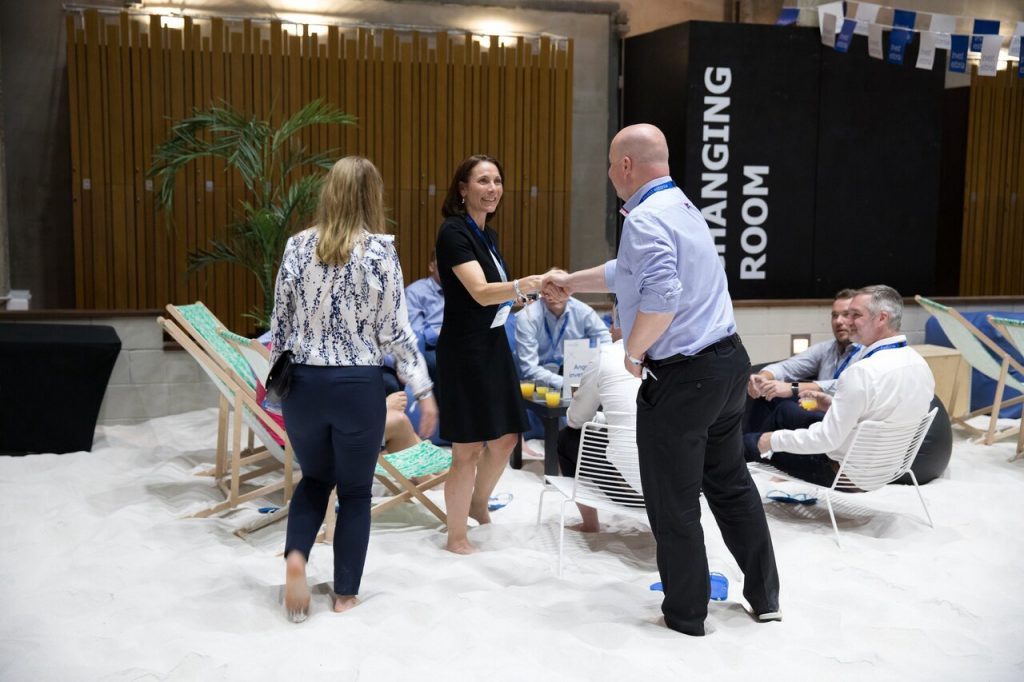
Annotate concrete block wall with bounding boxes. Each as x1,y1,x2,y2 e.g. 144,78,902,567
97,316,220,425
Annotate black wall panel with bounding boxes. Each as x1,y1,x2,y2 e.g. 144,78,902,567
623,21,955,299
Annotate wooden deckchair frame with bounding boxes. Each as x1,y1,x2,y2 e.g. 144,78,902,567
915,296,1024,445
987,315,1024,462
158,311,297,521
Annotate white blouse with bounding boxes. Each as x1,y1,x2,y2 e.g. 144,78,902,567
269,228,431,397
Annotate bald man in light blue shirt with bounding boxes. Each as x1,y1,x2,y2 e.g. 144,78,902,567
544,124,780,637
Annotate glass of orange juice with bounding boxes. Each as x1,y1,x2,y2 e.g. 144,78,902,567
520,381,535,399
799,397,818,411
545,390,562,407
536,385,548,398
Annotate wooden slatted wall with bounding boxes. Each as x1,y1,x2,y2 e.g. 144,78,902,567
960,67,1024,295
66,10,574,331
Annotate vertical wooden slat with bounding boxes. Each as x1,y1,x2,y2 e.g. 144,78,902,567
106,23,128,308
67,16,86,309
83,10,109,307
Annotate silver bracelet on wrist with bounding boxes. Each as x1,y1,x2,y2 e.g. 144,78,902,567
512,278,523,302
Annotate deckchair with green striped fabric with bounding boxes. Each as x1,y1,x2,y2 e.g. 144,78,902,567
987,315,1024,461
320,440,451,542
915,296,1023,445
161,304,296,522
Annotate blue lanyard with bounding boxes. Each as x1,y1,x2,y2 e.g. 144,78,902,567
861,340,907,360
466,216,507,281
832,344,862,379
637,180,676,205
620,180,676,217
543,313,570,362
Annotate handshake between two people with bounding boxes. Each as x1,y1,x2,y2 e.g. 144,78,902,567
515,268,574,305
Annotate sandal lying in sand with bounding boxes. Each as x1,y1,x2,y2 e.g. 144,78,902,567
488,493,513,511
766,490,817,505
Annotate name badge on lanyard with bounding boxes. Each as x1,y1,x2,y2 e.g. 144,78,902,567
491,301,512,328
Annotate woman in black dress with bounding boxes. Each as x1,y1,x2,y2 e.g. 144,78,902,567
435,154,545,554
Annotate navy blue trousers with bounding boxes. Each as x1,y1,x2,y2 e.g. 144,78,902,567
282,365,385,595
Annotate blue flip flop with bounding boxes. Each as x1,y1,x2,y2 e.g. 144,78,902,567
488,493,513,512
766,489,817,505
650,572,729,601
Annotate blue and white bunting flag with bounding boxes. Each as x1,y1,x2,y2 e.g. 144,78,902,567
978,34,1002,76
868,23,885,59
915,30,937,70
949,34,969,73
970,19,999,53
1009,22,1023,59
887,28,913,64
854,2,881,36
892,9,917,31
776,7,800,26
835,19,857,53
928,14,956,51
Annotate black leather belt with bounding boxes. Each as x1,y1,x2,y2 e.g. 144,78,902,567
645,333,741,369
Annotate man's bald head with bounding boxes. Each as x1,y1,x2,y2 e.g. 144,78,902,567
607,124,671,200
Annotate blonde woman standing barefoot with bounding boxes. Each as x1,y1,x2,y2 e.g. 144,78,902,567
270,156,437,619
434,154,545,554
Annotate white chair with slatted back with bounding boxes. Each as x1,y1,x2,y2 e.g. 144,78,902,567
750,407,938,548
539,420,647,576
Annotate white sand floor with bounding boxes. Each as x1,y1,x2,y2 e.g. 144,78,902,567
2,408,1023,681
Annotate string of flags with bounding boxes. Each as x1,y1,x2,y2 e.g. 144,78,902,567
777,1,1023,78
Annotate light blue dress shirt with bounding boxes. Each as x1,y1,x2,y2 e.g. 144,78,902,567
603,176,736,360
515,297,612,390
405,276,444,348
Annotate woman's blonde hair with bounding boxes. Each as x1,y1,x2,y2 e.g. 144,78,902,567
315,156,386,265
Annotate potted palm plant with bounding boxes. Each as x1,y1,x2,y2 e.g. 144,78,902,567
149,99,356,329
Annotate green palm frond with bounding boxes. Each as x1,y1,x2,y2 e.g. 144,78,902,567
149,100,356,328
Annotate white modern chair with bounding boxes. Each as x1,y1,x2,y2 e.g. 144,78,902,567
538,420,647,576
750,407,938,549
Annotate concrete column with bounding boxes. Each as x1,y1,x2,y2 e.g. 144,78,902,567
0,30,10,302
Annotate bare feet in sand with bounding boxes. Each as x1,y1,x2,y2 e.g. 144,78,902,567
284,551,310,622
333,595,359,613
446,538,479,555
567,521,600,533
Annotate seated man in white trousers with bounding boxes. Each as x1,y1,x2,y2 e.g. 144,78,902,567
557,322,643,531
756,285,934,486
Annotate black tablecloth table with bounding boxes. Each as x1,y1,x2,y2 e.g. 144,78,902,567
0,323,121,455
510,396,568,477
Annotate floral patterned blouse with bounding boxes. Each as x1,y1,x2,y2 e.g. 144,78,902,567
269,227,431,397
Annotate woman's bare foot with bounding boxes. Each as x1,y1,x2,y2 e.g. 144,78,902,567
333,594,360,613
284,551,310,623
446,538,479,555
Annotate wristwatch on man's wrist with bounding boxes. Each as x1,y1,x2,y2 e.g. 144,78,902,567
790,382,799,398
628,354,644,367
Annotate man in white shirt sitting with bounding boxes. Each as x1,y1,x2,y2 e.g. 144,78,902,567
743,289,858,461
756,285,934,486
557,321,643,531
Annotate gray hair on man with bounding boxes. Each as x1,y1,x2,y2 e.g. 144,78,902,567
855,284,903,331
